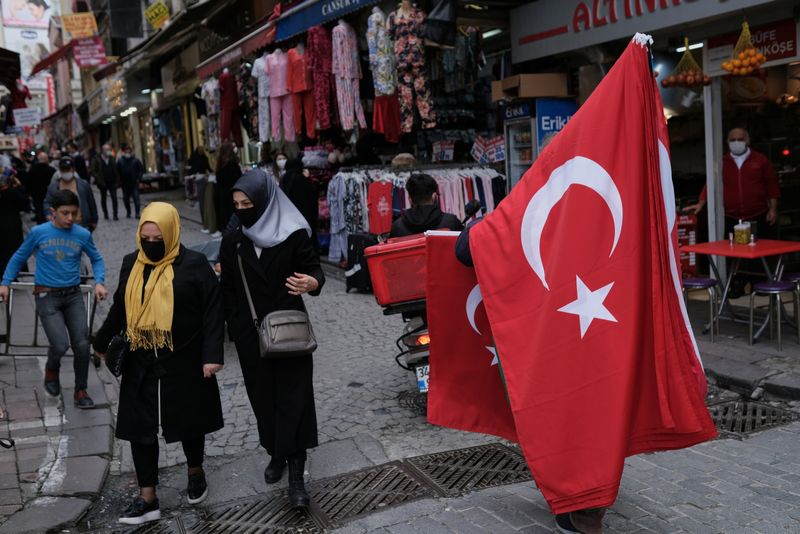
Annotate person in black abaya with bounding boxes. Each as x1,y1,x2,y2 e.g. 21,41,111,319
219,168,324,510
214,142,242,233
0,170,30,276
280,158,318,253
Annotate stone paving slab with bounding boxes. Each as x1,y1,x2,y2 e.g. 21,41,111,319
41,456,109,497
0,496,91,533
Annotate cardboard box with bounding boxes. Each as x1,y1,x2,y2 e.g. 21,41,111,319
492,73,568,102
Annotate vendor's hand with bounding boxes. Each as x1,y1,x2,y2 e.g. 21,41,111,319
286,273,319,296
203,363,223,378
95,352,105,359
95,284,108,301
766,208,778,225
683,202,705,215
0,285,8,302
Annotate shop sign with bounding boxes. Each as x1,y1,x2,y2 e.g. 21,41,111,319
145,0,170,30
88,88,108,124
72,37,108,68
62,13,98,38
706,19,799,76
161,44,199,98
13,108,41,128
0,135,18,152
471,136,506,163
535,99,577,152
502,102,533,120
511,0,778,64
1,0,60,29
276,0,375,41
106,76,127,112
432,140,455,162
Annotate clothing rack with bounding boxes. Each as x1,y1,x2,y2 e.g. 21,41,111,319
337,162,496,173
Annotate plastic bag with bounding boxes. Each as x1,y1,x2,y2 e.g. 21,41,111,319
721,22,766,76
661,38,710,88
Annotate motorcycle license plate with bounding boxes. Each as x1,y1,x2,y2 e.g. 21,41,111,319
415,364,430,393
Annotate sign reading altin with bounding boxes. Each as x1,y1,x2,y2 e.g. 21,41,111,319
510,0,780,63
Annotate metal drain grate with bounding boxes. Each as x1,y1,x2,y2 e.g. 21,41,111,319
129,523,178,534
312,461,434,524
405,443,532,496
190,491,325,533
398,390,427,415
709,401,798,435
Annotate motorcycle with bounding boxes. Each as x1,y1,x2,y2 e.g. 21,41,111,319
381,200,482,393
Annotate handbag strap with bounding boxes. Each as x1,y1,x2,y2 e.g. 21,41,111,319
236,245,259,327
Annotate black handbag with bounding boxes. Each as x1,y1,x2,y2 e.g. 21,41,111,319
423,0,456,47
105,333,129,377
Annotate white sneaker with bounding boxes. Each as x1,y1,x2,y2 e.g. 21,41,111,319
210,231,222,238
200,228,210,234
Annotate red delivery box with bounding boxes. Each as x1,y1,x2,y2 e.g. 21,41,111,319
365,235,427,306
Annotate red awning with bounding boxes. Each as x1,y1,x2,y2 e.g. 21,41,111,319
196,6,279,80
30,41,74,76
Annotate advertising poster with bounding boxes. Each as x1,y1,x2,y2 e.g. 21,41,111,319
3,26,51,89
1,0,59,28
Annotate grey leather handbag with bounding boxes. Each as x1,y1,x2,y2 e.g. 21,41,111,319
237,252,317,358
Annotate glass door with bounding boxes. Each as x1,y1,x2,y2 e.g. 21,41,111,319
505,118,534,190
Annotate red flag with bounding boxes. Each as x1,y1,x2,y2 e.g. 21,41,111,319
426,232,517,442
469,34,716,514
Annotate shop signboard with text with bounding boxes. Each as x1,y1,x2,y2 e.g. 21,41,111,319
511,0,778,64
276,0,374,41
2,0,60,28
12,107,41,128
535,99,576,152
145,0,170,30
62,13,98,38
706,19,799,76
72,37,108,68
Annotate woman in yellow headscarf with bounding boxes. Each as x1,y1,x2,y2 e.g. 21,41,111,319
94,202,225,526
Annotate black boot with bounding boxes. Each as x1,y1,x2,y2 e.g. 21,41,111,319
264,456,286,484
287,454,310,509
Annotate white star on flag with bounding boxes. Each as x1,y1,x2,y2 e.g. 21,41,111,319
557,276,618,338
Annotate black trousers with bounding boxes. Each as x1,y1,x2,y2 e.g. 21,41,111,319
130,436,204,487
99,186,118,218
121,182,141,217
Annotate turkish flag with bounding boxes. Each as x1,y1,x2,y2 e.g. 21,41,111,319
426,232,517,442
469,35,717,514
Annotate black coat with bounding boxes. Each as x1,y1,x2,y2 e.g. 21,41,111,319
94,247,224,444
390,205,463,238
27,163,55,201
0,184,30,275
219,228,324,457
281,171,318,249
215,161,241,232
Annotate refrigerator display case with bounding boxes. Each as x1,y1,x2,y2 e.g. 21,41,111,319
505,115,536,191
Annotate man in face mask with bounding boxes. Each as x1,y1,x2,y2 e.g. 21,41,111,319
28,150,55,223
43,157,99,231
685,127,780,296
65,141,89,181
117,143,144,219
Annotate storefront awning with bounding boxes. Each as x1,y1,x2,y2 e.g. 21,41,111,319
30,41,73,77
196,7,280,80
0,48,20,90
275,0,380,42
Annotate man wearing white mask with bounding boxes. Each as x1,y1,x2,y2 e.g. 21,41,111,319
685,127,780,297
44,157,99,232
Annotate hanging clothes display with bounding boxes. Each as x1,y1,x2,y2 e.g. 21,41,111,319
251,53,272,143
388,7,436,133
367,7,401,143
367,181,393,235
332,20,367,132
238,62,259,141
288,45,316,139
200,78,221,150
307,25,334,131
265,49,295,142
219,69,243,146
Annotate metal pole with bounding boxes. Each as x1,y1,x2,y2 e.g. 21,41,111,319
703,76,726,283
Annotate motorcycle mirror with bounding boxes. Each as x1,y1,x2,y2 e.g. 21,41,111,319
465,199,481,219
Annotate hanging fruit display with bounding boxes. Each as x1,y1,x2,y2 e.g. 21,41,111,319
720,22,767,76
661,37,711,88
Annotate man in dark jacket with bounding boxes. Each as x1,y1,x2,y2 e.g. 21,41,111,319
27,150,56,224
65,141,89,181
91,143,120,220
44,157,99,231
117,143,143,218
390,174,463,238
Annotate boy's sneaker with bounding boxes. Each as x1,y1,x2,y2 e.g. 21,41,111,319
44,369,60,397
118,496,160,525
187,471,208,504
73,390,95,409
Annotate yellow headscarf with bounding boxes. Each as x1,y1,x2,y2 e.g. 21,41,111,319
124,202,181,351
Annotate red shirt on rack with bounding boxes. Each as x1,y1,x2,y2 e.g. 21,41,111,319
368,181,394,235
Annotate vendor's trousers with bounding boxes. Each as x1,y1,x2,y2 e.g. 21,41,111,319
293,90,316,139
397,66,436,133
130,437,204,487
334,77,366,131
270,94,295,142
313,71,332,130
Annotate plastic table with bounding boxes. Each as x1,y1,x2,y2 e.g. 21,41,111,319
680,239,800,341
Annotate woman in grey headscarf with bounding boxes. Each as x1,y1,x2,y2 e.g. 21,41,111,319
218,169,325,510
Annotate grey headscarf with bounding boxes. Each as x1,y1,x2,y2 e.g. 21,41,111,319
233,168,311,248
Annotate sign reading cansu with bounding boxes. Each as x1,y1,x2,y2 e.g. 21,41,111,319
510,0,779,63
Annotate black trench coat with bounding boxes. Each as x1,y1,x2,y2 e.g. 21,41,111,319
94,246,224,444
219,228,324,458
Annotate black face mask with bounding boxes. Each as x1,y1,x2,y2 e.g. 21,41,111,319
236,207,260,228
141,240,166,262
